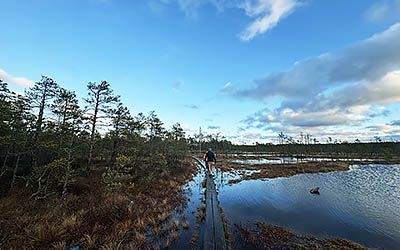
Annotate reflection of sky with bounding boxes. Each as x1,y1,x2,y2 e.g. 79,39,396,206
170,168,205,250
233,157,378,165
218,165,400,250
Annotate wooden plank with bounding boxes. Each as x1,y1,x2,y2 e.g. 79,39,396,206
193,157,227,250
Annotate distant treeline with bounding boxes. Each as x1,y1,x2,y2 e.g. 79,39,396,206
196,141,400,160
187,132,399,159
0,77,188,197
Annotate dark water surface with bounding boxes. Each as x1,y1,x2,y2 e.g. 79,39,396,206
218,164,400,250
169,170,206,250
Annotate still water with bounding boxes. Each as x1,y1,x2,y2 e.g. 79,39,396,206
218,164,400,249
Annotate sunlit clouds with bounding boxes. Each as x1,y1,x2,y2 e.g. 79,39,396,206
0,69,33,88
155,0,302,41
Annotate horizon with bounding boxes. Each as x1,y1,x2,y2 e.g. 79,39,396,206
2,0,400,144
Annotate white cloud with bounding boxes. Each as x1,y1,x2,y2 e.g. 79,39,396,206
365,0,400,23
222,81,232,91
231,22,400,100
181,123,192,132
235,23,400,138
158,0,302,40
242,70,400,131
367,123,399,133
239,0,299,41
0,69,33,88
320,70,400,108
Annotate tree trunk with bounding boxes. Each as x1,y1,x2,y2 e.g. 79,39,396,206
58,100,68,151
33,89,47,143
88,95,99,165
1,148,10,176
109,139,118,168
10,153,21,189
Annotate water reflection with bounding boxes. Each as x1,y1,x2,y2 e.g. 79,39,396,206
169,168,206,250
233,157,378,165
218,164,400,250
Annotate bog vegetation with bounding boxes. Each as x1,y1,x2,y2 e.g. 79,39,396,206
0,76,190,196
1,75,398,198
1,76,399,249
0,76,195,249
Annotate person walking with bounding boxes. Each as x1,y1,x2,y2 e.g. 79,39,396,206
203,148,217,174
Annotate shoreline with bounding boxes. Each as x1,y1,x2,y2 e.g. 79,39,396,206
237,222,369,250
216,153,399,185
220,160,351,185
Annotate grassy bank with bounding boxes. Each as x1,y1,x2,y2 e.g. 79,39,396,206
218,154,350,185
0,158,197,249
237,223,368,250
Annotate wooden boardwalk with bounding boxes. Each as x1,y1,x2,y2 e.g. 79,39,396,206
193,157,227,250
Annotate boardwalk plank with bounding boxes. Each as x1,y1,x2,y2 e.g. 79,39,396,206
193,157,227,250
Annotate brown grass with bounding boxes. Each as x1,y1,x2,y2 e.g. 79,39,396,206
196,205,206,223
182,220,190,230
226,161,350,184
0,158,197,249
237,223,369,250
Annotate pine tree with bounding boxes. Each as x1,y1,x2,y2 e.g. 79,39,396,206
84,81,119,164
51,88,81,150
26,76,59,143
9,94,35,188
146,111,165,140
109,102,132,167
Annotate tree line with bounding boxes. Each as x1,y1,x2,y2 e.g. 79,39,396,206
0,77,187,198
228,142,400,160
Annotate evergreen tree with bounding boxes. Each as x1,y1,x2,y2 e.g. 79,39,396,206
109,102,132,167
51,88,81,150
26,76,59,143
84,81,119,164
146,111,165,140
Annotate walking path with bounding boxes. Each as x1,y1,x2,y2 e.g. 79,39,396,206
193,157,227,250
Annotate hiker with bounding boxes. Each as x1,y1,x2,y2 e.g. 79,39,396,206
203,148,217,173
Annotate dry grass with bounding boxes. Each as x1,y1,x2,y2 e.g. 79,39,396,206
182,220,190,230
226,161,350,184
171,219,180,230
0,158,197,249
196,205,206,223
237,223,369,250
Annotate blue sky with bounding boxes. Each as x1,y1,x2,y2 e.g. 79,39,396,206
1,0,400,144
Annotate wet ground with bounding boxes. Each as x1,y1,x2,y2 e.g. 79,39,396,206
172,158,400,250
169,168,207,249
218,164,400,249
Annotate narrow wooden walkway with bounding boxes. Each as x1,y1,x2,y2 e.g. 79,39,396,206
193,157,227,250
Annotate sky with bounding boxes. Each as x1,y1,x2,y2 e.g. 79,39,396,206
1,0,400,144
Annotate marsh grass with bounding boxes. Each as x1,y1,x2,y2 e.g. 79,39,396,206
225,161,350,184
237,223,368,250
0,158,196,249
182,220,190,230
196,205,206,223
